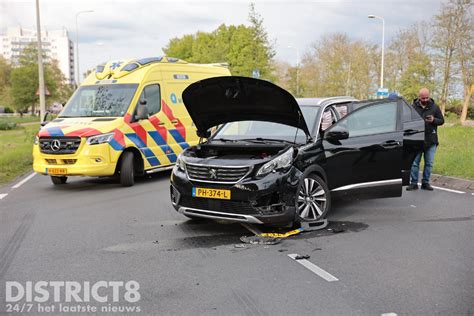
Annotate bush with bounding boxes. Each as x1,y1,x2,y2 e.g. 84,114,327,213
0,121,17,130
4,107,14,113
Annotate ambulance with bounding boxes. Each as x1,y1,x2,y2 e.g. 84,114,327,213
33,57,231,186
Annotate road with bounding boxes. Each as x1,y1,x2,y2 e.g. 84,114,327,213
0,172,473,315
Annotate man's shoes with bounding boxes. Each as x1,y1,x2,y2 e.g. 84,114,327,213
406,183,419,191
421,183,434,191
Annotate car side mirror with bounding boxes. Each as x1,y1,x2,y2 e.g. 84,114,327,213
324,129,349,141
196,129,211,138
40,111,50,127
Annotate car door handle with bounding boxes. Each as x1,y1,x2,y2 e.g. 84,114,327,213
404,129,419,136
171,119,179,125
158,122,165,126
381,140,400,149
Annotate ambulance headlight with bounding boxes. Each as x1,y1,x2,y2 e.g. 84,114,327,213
176,154,186,171
34,135,39,145
86,132,115,145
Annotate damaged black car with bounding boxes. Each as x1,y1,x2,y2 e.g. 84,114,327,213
170,76,425,226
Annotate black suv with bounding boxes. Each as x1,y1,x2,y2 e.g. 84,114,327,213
170,76,425,226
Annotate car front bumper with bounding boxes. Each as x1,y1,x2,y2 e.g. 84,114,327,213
170,165,302,226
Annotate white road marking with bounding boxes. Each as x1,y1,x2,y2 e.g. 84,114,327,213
0,193,7,200
417,183,465,194
432,186,465,194
381,313,397,316
240,223,262,236
288,254,339,282
12,173,36,189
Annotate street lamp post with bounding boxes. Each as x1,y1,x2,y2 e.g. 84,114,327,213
75,10,94,86
35,0,46,122
368,14,385,89
287,45,300,96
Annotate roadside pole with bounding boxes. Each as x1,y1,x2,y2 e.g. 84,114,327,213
35,0,46,123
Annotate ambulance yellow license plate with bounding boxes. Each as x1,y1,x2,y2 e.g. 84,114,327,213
47,168,67,175
192,187,231,200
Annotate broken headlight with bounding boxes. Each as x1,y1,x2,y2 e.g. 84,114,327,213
256,147,294,177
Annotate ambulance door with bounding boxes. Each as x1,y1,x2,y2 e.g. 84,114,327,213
131,83,167,168
160,80,195,162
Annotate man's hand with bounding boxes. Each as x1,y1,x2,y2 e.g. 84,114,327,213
425,115,434,123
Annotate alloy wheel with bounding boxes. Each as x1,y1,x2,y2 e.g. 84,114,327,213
297,177,327,221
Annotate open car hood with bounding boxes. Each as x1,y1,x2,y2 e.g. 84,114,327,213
182,76,310,137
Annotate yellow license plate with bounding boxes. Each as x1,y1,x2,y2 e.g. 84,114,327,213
192,187,231,200
47,168,67,175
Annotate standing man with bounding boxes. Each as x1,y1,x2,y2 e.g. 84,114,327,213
407,88,444,191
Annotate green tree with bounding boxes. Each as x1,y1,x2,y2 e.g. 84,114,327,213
162,4,275,79
10,44,73,113
0,56,13,108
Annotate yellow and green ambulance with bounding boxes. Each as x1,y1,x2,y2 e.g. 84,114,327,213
33,57,230,186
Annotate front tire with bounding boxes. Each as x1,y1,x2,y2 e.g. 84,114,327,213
120,151,135,187
295,174,330,223
51,176,67,185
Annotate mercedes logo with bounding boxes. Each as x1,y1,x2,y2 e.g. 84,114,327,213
50,139,61,151
208,168,217,179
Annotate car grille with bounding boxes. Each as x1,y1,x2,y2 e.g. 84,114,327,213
179,196,258,215
39,137,81,155
185,164,251,183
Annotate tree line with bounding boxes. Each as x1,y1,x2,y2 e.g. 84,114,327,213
165,0,472,123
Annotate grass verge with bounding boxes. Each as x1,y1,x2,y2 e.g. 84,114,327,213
434,123,474,180
0,125,39,185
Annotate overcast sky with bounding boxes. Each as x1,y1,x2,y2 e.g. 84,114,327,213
1,0,445,77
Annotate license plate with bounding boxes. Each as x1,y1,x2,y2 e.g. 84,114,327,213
192,187,231,200
47,168,67,175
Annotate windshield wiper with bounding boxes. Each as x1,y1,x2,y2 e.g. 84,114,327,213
240,138,294,144
213,138,238,142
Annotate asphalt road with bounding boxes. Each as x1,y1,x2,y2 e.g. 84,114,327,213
0,172,473,315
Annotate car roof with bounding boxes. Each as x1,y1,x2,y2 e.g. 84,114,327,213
297,96,358,107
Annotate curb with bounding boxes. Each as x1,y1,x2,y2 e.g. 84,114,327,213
428,173,474,193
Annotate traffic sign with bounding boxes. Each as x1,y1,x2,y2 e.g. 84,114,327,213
376,88,389,98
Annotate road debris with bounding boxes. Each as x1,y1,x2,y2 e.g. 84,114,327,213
240,235,282,245
295,254,310,260
260,228,304,238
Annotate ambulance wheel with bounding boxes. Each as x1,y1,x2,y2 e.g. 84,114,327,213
120,151,135,187
51,176,67,185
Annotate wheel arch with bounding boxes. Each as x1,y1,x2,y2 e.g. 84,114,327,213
115,147,144,176
303,164,327,184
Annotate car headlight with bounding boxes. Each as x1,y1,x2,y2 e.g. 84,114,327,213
256,147,294,177
176,154,186,171
86,132,115,145
34,135,39,145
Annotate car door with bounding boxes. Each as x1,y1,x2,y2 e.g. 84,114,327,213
400,98,425,185
322,99,404,199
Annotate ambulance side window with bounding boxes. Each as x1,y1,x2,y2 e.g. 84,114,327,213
137,84,161,117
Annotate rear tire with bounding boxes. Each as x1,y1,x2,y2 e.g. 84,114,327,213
295,174,331,223
51,176,67,185
120,151,135,187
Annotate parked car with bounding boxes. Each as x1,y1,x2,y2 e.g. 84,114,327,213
170,76,425,226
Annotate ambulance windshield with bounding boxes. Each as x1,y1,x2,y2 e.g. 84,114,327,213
59,84,138,117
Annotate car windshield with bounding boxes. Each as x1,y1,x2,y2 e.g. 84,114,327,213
212,106,319,143
59,84,138,117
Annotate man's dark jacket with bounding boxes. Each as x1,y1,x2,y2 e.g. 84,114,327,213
412,98,444,146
